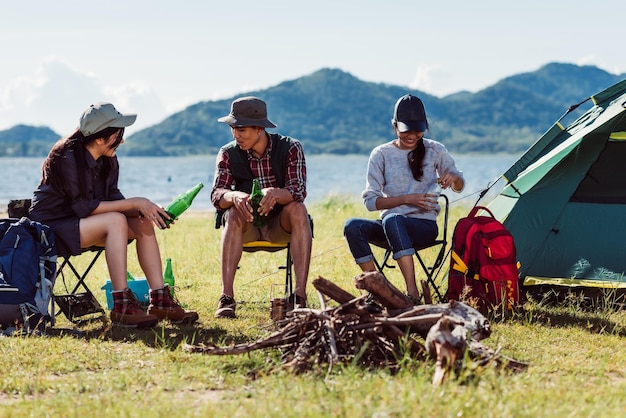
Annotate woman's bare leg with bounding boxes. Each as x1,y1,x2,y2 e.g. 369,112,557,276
396,254,419,299
79,212,130,291
127,217,164,289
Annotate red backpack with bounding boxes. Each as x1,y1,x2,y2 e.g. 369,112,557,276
446,206,520,312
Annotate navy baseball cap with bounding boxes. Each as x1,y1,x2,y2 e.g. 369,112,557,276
393,94,428,133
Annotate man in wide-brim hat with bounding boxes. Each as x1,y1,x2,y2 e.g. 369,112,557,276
210,96,312,319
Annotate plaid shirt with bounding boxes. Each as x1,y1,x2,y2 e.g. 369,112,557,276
211,134,307,208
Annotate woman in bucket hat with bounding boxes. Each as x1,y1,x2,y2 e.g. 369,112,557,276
343,94,465,302
29,102,198,327
211,96,313,318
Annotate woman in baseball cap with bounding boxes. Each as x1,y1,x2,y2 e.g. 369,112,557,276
344,94,465,303
29,102,198,327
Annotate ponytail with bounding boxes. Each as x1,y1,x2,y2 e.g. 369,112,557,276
407,140,425,181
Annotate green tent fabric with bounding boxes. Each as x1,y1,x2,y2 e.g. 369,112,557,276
487,79,626,288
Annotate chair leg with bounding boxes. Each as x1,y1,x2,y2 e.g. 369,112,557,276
55,250,106,323
65,250,103,294
285,244,293,297
415,249,446,302
242,243,294,298
374,249,394,275
376,247,448,303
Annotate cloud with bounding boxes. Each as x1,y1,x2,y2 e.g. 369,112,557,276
576,54,625,77
409,65,461,97
103,83,168,129
0,57,167,135
576,54,597,67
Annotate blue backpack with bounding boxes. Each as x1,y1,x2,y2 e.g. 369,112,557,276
0,217,57,331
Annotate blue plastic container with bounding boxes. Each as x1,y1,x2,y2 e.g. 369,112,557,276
101,278,150,310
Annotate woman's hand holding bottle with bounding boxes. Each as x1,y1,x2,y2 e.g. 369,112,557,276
133,197,171,228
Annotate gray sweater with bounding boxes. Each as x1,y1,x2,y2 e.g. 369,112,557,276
362,139,464,221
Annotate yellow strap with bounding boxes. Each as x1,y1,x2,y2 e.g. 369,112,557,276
609,132,626,141
243,241,289,249
452,250,481,281
451,250,469,274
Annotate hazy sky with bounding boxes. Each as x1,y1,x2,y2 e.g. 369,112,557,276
1,0,624,135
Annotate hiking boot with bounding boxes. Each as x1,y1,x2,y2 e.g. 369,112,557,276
148,285,199,324
363,293,383,314
215,294,236,318
406,293,422,305
110,288,159,328
286,293,307,311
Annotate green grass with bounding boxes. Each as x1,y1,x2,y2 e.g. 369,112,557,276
2,196,626,417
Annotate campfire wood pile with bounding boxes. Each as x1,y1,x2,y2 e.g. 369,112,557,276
184,272,527,384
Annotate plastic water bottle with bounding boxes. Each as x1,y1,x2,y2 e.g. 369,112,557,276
429,178,442,195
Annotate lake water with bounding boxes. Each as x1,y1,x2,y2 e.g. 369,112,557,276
1,154,517,212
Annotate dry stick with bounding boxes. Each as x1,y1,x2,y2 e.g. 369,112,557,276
184,320,304,355
321,304,388,363
313,276,357,304
391,301,492,341
316,289,339,363
421,280,433,304
328,298,426,360
185,279,526,382
353,271,414,309
467,340,529,371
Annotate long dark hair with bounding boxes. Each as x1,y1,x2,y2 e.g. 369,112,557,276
41,127,124,197
407,140,426,181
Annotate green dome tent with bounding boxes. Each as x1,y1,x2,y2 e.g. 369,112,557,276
486,79,626,291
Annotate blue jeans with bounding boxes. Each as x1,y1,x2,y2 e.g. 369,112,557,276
344,214,438,264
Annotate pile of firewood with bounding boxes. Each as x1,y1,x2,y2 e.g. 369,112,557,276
184,272,527,384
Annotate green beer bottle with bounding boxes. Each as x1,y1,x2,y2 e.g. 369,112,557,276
162,182,204,227
163,258,175,296
126,271,135,281
250,178,267,227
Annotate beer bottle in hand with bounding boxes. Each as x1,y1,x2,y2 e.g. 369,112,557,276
250,178,267,227
162,182,204,227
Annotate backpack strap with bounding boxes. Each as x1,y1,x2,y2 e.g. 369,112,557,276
468,205,496,219
19,304,30,334
214,134,292,229
451,250,469,275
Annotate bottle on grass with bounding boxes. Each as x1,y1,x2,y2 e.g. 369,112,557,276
164,258,175,288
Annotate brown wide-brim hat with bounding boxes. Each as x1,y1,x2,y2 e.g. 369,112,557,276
217,96,277,128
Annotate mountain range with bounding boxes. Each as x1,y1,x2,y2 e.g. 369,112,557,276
1,62,624,157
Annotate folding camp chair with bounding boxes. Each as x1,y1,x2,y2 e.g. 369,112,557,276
240,214,314,298
243,241,294,296
373,194,450,302
7,199,106,324
54,246,107,323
